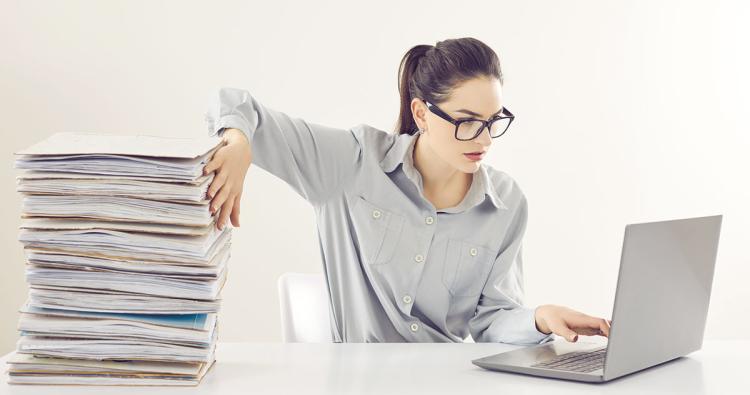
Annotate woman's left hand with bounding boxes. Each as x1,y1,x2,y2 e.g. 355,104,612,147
534,304,611,342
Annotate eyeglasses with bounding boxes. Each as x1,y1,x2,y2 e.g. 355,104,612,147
423,99,515,141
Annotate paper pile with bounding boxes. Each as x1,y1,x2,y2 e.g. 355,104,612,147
7,132,229,386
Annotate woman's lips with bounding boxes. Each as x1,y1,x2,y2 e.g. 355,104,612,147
464,152,484,161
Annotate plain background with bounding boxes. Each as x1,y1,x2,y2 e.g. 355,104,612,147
1,0,748,354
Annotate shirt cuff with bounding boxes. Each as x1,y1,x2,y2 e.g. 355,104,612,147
206,114,255,142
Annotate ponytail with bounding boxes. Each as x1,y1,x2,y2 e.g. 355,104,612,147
393,38,504,135
396,44,433,135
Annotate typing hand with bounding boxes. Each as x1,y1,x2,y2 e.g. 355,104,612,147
203,128,252,230
534,304,612,342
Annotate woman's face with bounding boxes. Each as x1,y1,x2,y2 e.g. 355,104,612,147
412,76,503,174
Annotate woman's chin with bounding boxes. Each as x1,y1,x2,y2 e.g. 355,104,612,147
456,161,481,173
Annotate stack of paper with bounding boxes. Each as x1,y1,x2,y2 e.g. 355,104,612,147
8,133,229,386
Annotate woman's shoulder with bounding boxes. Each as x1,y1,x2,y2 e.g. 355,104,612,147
350,123,399,142
349,123,405,159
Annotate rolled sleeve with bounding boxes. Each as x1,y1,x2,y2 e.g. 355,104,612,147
468,193,555,345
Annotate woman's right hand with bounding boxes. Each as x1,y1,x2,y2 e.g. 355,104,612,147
534,304,611,342
203,128,253,230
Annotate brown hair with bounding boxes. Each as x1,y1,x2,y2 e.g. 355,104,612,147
395,37,503,135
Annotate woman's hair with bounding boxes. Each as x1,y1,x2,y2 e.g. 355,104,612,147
395,37,503,135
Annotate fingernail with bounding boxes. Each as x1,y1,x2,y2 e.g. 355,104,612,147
572,335,578,342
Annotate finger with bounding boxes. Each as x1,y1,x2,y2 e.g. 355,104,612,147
203,156,223,176
230,193,242,227
562,329,579,343
570,314,607,331
203,160,217,176
599,319,610,337
211,182,233,216
549,321,579,342
207,172,228,200
217,196,235,230
572,328,604,336
203,148,227,175
568,316,610,337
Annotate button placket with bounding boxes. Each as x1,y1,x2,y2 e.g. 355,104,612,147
401,218,434,316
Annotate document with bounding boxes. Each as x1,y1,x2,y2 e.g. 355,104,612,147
8,133,229,386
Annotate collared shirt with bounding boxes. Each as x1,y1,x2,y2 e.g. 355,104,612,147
205,87,555,345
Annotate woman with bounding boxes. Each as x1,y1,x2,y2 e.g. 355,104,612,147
202,37,611,344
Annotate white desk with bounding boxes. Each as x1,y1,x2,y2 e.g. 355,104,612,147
1,340,745,394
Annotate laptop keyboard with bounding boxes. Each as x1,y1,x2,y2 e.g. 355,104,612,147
531,347,607,373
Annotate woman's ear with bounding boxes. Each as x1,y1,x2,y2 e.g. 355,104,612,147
410,98,428,132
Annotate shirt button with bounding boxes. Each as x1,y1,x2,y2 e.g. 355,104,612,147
402,295,412,304
372,210,381,219
410,323,419,332
470,247,478,256
425,216,434,225
414,254,424,263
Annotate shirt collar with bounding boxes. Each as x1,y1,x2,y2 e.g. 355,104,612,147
379,132,508,211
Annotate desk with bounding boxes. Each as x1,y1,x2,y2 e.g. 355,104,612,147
1,340,745,394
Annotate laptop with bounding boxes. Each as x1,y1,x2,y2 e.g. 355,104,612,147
472,214,723,383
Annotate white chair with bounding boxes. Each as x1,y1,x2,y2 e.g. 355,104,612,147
277,272,333,343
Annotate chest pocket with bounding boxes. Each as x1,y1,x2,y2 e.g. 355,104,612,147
351,194,405,265
442,239,496,297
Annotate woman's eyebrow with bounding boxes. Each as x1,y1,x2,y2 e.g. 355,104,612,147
455,107,503,118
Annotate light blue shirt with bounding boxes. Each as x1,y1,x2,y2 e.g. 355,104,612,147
205,87,554,344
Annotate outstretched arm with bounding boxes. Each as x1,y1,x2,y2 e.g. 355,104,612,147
203,87,362,229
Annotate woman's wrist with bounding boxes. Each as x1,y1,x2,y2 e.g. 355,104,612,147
222,128,249,145
534,304,553,334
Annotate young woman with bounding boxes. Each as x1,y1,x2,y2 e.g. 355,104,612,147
202,37,611,344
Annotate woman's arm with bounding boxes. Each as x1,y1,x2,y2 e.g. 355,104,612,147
468,193,554,344
468,191,611,344
203,87,362,229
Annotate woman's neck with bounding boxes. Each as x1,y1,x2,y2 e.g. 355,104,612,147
412,133,472,209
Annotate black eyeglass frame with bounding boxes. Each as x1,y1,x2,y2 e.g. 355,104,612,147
423,99,515,141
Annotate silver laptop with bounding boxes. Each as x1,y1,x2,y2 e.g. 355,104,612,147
472,215,723,383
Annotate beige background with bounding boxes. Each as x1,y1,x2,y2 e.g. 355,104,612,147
1,0,748,354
